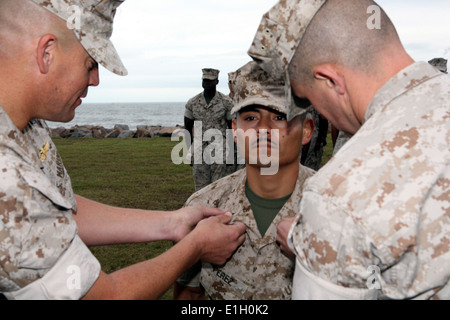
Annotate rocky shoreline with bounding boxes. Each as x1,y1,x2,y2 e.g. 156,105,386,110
50,124,183,139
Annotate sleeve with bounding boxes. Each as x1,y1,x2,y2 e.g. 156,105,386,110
176,261,202,288
3,235,101,300
288,190,379,300
0,157,101,300
184,99,194,120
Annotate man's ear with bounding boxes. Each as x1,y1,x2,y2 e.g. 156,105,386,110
302,117,314,145
312,64,346,95
36,34,57,75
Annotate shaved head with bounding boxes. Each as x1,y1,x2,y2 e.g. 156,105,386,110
289,0,402,85
0,0,96,130
0,0,78,58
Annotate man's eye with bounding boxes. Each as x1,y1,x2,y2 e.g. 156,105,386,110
275,115,287,121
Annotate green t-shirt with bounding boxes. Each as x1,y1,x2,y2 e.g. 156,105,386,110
245,181,292,237
204,94,213,106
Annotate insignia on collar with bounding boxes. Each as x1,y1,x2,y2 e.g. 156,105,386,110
39,142,50,163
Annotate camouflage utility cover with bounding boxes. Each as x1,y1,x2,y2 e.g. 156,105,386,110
247,0,325,120
248,0,325,78
30,0,127,76
0,106,100,299
202,68,220,80
179,166,315,299
288,62,450,299
231,61,290,116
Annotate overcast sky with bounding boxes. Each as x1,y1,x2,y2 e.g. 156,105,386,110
84,0,450,103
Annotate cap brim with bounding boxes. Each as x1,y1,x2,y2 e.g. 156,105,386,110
80,34,128,76
231,96,286,116
285,71,313,121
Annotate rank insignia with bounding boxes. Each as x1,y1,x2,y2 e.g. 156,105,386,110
40,142,50,163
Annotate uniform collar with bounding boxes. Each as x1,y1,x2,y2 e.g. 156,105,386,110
0,105,42,169
365,61,444,121
231,167,306,250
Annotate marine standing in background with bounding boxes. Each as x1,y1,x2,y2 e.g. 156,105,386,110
184,69,235,191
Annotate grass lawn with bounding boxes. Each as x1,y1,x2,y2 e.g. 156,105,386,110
53,135,334,300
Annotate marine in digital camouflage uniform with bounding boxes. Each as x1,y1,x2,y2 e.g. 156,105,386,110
175,61,315,300
0,0,247,300
0,107,101,300
248,0,450,299
184,69,236,191
0,0,125,300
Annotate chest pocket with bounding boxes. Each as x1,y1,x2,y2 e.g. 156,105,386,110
18,165,73,210
16,165,76,271
193,99,228,125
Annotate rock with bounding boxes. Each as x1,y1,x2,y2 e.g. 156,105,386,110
105,129,122,138
114,124,129,131
50,124,185,139
50,127,69,138
157,126,179,137
91,126,109,138
117,130,135,139
69,126,92,138
135,127,152,138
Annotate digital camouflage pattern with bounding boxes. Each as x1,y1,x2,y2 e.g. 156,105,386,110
231,61,288,116
185,91,234,191
247,0,326,121
30,0,127,76
202,68,220,80
288,62,450,299
180,166,315,299
247,0,325,79
0,105,100,299
231,61,313,121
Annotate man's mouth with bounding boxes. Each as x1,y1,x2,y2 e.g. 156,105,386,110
252,138,278,149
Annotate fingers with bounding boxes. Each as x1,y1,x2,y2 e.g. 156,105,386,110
195,215,247,265
197,206,232,219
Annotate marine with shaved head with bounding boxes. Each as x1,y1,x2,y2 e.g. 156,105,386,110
0,0,245,300
250,0,450,299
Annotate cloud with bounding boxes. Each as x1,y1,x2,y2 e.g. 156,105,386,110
85,0,450,103
86,0,278,103
378,0,450,61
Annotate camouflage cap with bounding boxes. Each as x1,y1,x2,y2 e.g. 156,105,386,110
248,0,326,77
247,0,325,120
202,68,220,80
231,61,311,119
30,0,128,76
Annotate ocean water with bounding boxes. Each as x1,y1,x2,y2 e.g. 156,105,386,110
48,102,186,129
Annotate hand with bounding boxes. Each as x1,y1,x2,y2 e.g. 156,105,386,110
191,214,246,265
171,206,231,242
277,217,296,260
